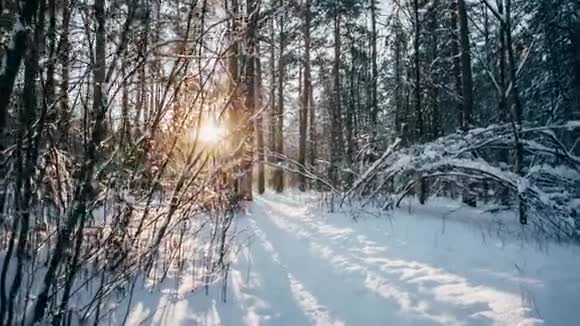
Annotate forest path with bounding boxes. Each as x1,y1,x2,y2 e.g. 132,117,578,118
226,193,539,326
127,192,580,326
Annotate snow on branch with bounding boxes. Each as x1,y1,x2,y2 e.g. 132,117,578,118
345,123,580,240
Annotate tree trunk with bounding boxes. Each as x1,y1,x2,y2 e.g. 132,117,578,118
240,0,259,200
573,22,580,157
93,0,107,140
58,0,71,146
45,0,56,105
413,0,426,204
345,34,355,186
428,0,440,139
121,55,130,145
455,0,476,207
458,0,473,130
574,23,580,120
268,13,276,188
308,79,316,189
298,0,311,192
450,0,463,129
497,0,508,123
573,22,580,216
413,0,423,142
1,2,43,322
370,0,378,128
329,11,343,186
256,44,266,194
0,0,40,284
494,0,510,206
226,0,244,196
394,13,404,139
505,0,526,224
273,0,285,193
0,0,40,150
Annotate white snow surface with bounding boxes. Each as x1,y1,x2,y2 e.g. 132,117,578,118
122,192,580,326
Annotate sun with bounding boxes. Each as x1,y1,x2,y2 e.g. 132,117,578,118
195,120,225,145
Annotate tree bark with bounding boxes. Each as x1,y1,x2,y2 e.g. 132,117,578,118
394,13,404,139
428,0,440,139
298,0,311,192
0,0,40,150
413,0,426,204
505,0,526,224
256,44,265,194
574,23,580,120
345,32,355,186
44,0,56,105
226,0,245,197
268,13,276,188
1,2,43,322
273,0,285,193
58,0,71,146
240,0,259,200
370,0,378,128
329,11,343,186
450,0,463,129
572,21,580,158
308,78,316,188
458,0,473,130
497,0,508,122
455,0,476,207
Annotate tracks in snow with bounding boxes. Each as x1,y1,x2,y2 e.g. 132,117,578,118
225,194,536,326
228,207,344,326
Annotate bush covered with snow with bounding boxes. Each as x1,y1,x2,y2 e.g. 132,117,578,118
346,122,580,240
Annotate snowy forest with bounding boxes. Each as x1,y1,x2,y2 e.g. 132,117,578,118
0,0,579,324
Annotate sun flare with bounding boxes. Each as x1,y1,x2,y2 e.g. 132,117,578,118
195,121,226,145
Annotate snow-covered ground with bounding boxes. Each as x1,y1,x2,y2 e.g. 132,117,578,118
124,192,580,326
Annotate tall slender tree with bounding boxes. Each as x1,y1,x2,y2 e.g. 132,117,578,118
329,4,344,185
256,44,266,194
273,0,286,193
298,0,311,191
369,0,378,128
458,0,473,130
